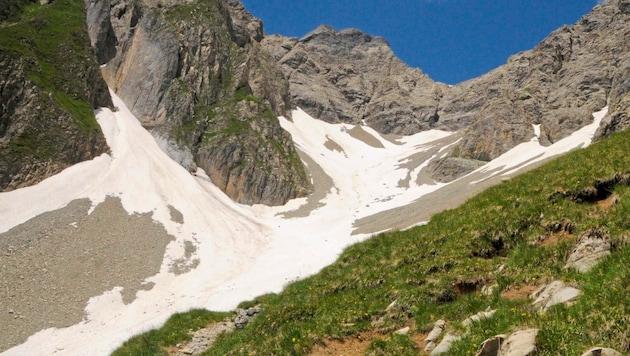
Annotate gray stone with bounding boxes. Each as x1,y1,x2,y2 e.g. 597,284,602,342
500,329,538,356
565,228,612,273
394,326,410,335
531,281,581,312
462,309,496,328
425,341,437,352
430,333,461,355
425,319,446,343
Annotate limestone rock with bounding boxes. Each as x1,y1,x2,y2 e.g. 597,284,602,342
441,0,630,162
87,0,310,205
430,332,461,355
263,26,447,135
427,157,486,183
565,228,612,272
500,329,538,356
424,319,446,352
394,326,410,335
581,347,623,356
531,281,581,312
476,329,538,356
462,309,496,328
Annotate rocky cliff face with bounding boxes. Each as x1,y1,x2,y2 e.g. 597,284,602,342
0,0,111,191
263,26,447,135
440,0,630,161
86,0,311,205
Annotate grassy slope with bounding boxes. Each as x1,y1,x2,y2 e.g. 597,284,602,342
115,128,630,355
0,0,101,132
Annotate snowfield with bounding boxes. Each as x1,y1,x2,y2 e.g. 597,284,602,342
0,90,607,355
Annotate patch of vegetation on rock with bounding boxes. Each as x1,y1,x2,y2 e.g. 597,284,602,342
0,0,110,190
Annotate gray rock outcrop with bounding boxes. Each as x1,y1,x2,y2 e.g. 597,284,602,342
424,319,446,352
565,228,612,272
480,329,538,356
531,280,581,312
263,26,447,135
440,0,630,161
261,0,630,183
0,0,111,191
86,0,311,205
430,332,461,355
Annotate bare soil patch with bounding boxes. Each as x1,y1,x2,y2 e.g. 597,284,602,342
501,283,540,301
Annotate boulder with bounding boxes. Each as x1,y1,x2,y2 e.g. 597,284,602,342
424,319,446,352
500,329,538,356
565,228,612,273
462,309,497,328
531,281,581,312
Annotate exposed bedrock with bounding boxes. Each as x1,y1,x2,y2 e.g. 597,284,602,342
85,0,311,205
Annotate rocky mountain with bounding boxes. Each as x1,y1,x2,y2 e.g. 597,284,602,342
0,0,112,191
85,0,311,205
264,0,630,180
263,26,447,135
2,0,630,201
440,0,630,162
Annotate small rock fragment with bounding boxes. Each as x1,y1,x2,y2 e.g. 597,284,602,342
394,326,410,335
462,309,496,328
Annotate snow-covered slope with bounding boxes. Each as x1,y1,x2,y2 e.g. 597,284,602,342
0,90,606,355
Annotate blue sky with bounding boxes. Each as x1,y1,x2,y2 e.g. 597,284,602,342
240,0,600,84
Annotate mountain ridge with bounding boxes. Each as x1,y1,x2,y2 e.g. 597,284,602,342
1,0,630,354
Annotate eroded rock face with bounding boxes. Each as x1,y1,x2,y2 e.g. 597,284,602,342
0,1,111,192
263,26,447,135
441,0,630,161
87,0,310,205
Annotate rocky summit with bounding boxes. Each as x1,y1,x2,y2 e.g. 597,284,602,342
263,25,446,135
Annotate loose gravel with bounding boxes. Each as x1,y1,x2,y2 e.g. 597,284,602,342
0,196,173,352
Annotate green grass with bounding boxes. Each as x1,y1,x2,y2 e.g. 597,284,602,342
112,310,232,356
